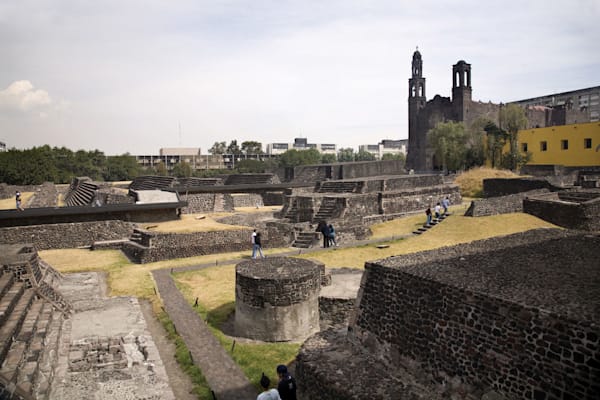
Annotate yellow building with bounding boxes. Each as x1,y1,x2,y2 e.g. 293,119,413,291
518,121,600,166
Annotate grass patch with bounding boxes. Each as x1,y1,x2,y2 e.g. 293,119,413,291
455,167,520,198
174,266,300,390
158,312,213,400
141,213,248,233
296,213,558,268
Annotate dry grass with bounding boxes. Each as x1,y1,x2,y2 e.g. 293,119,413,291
142,213,248,233
0,192,34,210
455,167,520,198
296,213,558,268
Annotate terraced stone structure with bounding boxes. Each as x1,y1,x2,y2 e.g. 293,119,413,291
296,229,600,400
523,190,600,231
0,244,71,399
235,257,325,341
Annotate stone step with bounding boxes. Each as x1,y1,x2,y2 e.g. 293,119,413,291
0,290,36,367
0,273,15,301
34,310,64,399
0,282,25,327
91,239,130,250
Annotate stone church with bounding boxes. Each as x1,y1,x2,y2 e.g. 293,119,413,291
406,49,599,171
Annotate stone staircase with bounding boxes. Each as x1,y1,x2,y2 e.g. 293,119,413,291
292,231,318,248
0,245,71,400
129,176,176,191
224,174,276,185
64,177,99,207
318,181,360,193
412,213,449,235
313,198,338,222
284,200,299,222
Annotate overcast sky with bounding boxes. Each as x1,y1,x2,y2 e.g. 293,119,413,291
1,0,599,155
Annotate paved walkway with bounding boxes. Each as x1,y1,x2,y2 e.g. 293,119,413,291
152,268,258,400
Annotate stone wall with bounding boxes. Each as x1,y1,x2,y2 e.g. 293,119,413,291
348,229,599,400
380,185,461,215
0,220,135,250
523,192,600,231
235,257,323,341
231,193,263,208
464,189,549,217
121,227,255,263
180,192,234,213
483,178,554,197
340,160,406,179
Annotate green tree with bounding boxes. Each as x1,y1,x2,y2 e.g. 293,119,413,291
241,141,263,154
427,121,468,171
235,159,265,173
484,122,509,168
278,148,322,168
226,140,242,155
321,153,337,164
153,162,168,176
464,117,488,168
499,104,528,170
208,141,227,154
355,149,376,161
381,153,406,169
171,161,193,178
104,153,141,181
337,148,355,162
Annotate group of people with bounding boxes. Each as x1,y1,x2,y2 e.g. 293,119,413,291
425,196,451,226
251,229,265,259
315,220,337,248
257,364,297,400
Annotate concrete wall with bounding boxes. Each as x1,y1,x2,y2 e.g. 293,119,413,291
0,220,134,250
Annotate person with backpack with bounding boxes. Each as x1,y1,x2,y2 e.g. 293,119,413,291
276,364,297,400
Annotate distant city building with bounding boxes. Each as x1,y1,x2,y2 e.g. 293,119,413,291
512,86,600,126
135,147,276,170
266,138,337,155
0,141,6,152
406,48,600,171
359,139,408,159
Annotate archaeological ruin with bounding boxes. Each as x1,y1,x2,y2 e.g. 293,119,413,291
1,161,599,399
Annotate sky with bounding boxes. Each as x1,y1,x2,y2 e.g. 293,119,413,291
1,0,599,155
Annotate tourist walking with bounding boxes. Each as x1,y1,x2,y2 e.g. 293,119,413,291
434,202,441,219
442,196,450,215
276,365,297,400
252,232,265,259
328,224,337,247
15,191,23,211
257,373,281,400
316,221,330,248
425,206,432,226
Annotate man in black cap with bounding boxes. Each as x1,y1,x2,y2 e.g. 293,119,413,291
276,364,297,400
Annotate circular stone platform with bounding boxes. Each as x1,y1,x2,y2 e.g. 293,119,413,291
235,257,323,341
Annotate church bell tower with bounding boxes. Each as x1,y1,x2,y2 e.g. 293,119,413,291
407,48,427,170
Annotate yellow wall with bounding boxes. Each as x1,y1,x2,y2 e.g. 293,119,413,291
518,122,600,166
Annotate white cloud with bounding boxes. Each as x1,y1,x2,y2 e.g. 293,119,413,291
0,80,52,112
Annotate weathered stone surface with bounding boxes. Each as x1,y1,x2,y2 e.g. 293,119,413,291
235,257,323,341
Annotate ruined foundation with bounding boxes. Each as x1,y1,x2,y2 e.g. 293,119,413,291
234,257,323,342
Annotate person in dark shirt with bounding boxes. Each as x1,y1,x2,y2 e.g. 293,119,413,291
276,364,297,400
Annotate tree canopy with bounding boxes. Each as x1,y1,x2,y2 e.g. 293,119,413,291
427,121,468,171
278,148,322,168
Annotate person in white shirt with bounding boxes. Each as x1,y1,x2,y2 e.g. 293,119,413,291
257,374,281,400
